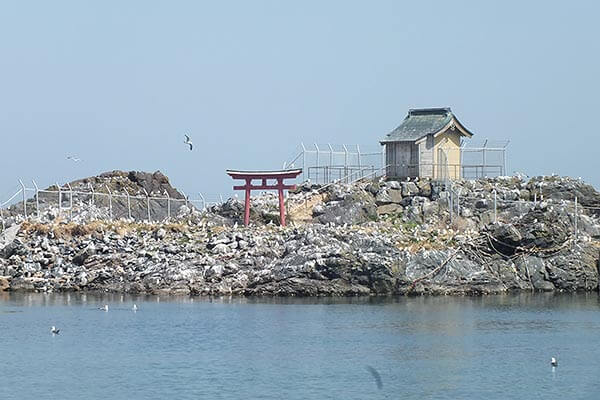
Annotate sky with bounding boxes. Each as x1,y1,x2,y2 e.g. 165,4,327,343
1,0,599,202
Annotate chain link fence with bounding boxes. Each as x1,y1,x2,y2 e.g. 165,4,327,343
1,180,227,229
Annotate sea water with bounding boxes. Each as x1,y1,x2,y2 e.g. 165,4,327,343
1,292,599,399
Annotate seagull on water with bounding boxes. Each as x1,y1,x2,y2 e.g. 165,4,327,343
51,326,60,335
99,304,109,312
184,134,193,151
132,304,138,311
551,357,558,367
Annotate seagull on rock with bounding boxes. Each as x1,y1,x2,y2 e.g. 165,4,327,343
51,326,60,335
184,134,193,151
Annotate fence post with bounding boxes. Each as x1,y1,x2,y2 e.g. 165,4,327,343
164,190,171,220
301,142,307,182
574,196,578,241
32,180,40,219
66,183,73,221
449,186,453,224
342,144,348,183
482,139,488,175
356,144,362,179
493,190,497,223
314,143,320,184
327,143,333,184
88,183,95,207
199,193,206,211
125,189,132,219
18,179,27,218
56,182,62,218
143,188,151,222
105,185,112,220
181,190,188,209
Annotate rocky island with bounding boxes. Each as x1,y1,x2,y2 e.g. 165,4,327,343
1,171,599,296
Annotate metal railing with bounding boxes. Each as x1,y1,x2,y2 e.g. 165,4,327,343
286,139,509,185
286,164,391,213
285,143,384,185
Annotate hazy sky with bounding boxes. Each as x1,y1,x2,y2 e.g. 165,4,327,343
1,0,599,202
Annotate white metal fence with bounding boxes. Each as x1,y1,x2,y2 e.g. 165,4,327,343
445,183,600,243
285,143,384,185
288,140,510,185
0,179,227,228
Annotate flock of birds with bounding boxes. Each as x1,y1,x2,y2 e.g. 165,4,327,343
50,303,138,335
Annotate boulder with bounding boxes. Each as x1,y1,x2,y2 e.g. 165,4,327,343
490,224,522,255
386,181,401,190
155,228,167,240
376,188,402,205
417,180,432,197
0,276,9,291
377,204,403,215
72,245,96,266
401,182,419,197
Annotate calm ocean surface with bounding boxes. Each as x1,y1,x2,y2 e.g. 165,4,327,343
1,292,600,400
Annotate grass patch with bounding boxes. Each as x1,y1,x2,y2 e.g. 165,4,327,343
21,219,189,239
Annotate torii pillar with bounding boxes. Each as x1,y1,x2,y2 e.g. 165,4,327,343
226,169,302,226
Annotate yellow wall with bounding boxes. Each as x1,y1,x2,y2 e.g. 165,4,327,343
432,130,462,179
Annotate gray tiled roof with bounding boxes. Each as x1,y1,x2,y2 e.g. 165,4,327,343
381,108,454,143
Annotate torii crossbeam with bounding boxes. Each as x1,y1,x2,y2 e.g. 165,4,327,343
226,169,302,226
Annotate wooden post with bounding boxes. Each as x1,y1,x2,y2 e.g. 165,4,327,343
244,178,251,226
278,178,286,226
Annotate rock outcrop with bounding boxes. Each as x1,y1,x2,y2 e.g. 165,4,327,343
4,170,188,223
0,173,599,296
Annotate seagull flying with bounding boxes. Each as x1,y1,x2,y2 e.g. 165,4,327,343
365,366,383,390
51,326,60,335
66,156,81,162
184,134,193,151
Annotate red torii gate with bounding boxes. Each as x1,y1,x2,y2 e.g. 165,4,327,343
226,169,302,226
